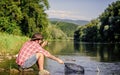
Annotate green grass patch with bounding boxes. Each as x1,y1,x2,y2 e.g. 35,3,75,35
0,32,29,55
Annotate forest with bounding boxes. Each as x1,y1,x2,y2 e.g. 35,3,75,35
74,0,120,43
0,0,120,42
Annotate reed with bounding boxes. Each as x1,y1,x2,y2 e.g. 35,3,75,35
0,32,29,55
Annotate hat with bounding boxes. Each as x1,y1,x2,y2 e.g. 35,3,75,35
31,33,43,41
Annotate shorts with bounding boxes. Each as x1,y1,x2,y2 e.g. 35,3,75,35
21,54,37,68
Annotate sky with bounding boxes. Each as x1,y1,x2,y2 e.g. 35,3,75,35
46,0,117,21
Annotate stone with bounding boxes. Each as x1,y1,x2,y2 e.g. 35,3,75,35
64,63,84,74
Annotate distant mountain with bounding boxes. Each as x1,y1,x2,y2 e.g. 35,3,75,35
49,18,89,25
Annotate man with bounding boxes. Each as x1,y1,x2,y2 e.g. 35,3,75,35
16,33,64,75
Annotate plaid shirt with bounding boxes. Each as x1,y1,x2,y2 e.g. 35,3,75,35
16,40,49,66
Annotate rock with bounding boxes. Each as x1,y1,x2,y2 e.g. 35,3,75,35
10,68,19,73
23,68,34,72
64,63,84,74
0,68,5,72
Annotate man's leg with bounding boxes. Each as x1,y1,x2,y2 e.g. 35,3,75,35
36,53,50,75
36,53,44,71
20,54,37,71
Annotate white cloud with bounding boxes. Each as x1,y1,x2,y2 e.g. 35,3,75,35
46,10,91,21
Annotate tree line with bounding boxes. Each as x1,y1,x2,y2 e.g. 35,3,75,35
74,0,120,43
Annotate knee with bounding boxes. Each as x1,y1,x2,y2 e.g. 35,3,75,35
36,53,44,59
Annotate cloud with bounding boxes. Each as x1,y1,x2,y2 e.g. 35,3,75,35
46,10,91,21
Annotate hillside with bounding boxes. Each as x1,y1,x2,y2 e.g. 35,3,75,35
50,21,78,38
49,18,89,25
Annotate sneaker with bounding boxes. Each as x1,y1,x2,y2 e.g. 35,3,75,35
18,65,34,72
38,70,50,75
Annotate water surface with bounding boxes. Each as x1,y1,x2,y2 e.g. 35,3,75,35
0,41,120,75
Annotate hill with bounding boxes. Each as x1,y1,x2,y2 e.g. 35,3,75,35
50,21,78,38
49,18,89,25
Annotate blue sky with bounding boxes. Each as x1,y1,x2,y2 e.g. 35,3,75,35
46,0,117,21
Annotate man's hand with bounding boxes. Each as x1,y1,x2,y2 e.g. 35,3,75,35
57,59,64,64
41,41,48,47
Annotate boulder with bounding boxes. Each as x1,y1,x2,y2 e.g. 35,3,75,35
64,63,84,74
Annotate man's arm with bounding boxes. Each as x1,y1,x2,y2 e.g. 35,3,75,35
40,41,64,64
47,53,64,64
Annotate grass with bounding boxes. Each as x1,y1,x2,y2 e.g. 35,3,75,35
0,32,29,55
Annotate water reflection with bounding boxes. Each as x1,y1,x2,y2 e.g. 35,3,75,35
47,41,120,62
99,44,120,62
73,41,120,62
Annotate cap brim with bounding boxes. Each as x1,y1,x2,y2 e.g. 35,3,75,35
31,38,41,40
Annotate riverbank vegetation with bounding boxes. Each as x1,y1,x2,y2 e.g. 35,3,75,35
0,32,29,55
74,0,120,43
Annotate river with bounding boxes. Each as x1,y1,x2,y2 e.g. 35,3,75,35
0,41,120,75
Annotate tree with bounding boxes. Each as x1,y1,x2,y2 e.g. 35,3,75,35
19,0,50,36
74,19,101,42
0,0,22,35
0,0,50,37
99,0,120,42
